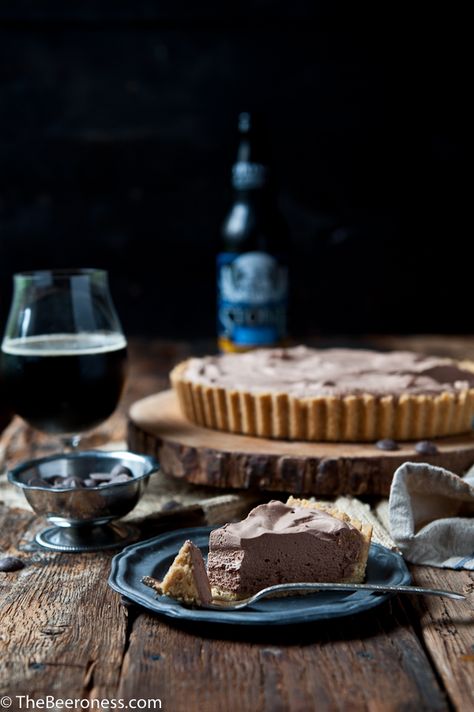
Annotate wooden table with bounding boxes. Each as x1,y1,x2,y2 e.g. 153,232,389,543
1,337,473,712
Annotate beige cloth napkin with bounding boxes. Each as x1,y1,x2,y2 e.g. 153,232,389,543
389,462,474,569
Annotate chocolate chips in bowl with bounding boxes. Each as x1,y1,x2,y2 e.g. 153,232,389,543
30,464,135,490
8,451,159,552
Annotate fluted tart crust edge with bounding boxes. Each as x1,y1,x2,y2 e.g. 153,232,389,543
170,360,474,442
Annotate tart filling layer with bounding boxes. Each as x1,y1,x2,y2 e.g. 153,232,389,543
207,500,372,600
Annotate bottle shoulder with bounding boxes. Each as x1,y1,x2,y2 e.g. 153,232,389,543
221,198,289,253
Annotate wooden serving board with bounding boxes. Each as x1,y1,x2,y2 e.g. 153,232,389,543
127,389,474,496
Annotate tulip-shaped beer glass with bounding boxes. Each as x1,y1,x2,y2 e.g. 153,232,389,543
1,269,128,449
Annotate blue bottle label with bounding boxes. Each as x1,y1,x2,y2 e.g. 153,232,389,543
217,251,288,348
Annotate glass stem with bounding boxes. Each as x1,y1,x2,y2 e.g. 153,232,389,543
60,435,82,452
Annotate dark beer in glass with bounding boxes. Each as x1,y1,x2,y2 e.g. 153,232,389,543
2,333,127,435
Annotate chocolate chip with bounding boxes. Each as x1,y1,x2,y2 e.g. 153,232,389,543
161,499,181,511
27,475,49,487
111,464,134,479
415,440,439,455
376,439,399,451
89,472,114,482
44,474,75,488
0,556,25,572
61,476,84,488
111,473,133,483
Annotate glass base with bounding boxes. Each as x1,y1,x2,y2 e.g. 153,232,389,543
35,523,139,553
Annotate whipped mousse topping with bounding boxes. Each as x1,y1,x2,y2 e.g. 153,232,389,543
183,346,474,398
207,501,364,596
212,500,351,546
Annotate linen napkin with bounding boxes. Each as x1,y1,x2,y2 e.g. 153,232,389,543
389,461,474,569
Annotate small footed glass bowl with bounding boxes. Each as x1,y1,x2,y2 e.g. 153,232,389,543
8,450,159,552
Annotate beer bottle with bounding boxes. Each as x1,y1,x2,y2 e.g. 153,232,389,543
217,112,290,352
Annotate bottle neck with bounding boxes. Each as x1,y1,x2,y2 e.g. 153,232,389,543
232,157,269,186
232,159,276,202
232,183,277,207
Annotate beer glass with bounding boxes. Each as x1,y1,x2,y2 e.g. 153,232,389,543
1,269,128,449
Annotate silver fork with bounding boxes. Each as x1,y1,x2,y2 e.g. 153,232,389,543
199,582,466,610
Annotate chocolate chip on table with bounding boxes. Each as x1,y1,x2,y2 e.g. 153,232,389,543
376,439,399,451
110,464,134,479
161,499,180,511
0,556,25,572
415,440,439,455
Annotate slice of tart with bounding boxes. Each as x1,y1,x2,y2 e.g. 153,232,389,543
207,499,373,600
142,539,212,606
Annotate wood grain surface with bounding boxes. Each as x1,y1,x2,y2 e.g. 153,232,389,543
1,500,464,711
118,600,448,712
1,337,474,711
408,566,474,712
128,390,474,496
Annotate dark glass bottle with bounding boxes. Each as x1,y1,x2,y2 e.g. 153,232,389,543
217,112,290,352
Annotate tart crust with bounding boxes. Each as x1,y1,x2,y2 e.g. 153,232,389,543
142,540,212,606
170,358,474,442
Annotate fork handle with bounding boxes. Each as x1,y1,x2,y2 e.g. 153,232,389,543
250,582,465,602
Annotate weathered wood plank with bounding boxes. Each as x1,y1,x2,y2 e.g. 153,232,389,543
117,598,448,712
0,504,127,700
2,338,474,710
407,566,474,712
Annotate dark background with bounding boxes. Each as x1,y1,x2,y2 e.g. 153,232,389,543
0,3,469,340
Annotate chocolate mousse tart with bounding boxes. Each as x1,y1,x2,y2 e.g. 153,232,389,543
170,346,474,442
207,499,372,600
